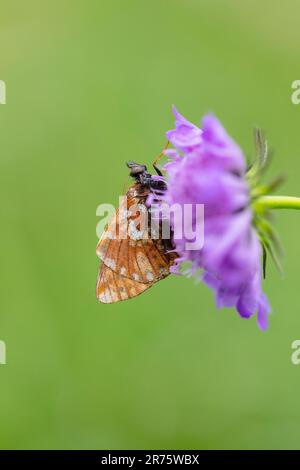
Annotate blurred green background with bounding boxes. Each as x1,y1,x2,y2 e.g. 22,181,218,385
1,0,300,450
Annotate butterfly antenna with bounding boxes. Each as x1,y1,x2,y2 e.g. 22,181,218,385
152,141,170,176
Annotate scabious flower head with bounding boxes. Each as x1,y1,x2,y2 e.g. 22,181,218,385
163,106,271,330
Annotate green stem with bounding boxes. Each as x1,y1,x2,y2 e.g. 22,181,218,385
253,195,300,212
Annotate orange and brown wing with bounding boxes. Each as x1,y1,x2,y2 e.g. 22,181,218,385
96,184,175,284
96,263,153,303
97,237,172,284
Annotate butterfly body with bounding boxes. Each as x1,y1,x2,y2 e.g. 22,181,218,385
96,161,176,303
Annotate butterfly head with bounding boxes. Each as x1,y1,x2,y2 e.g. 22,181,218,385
126,161,148,177
126,160,152,185
126,160,167,191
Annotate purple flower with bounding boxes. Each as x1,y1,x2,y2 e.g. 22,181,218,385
166,106,203,152
163,107,271,330
202,114,246,174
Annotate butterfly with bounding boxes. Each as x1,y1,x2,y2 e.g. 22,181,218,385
96,157,177,303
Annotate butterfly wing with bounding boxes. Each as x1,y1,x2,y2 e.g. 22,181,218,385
96,183,176,303
96,184,174,285
96,263,153,303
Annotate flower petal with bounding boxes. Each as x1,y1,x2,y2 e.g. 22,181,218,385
166,106,203,151
202,114,246,174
